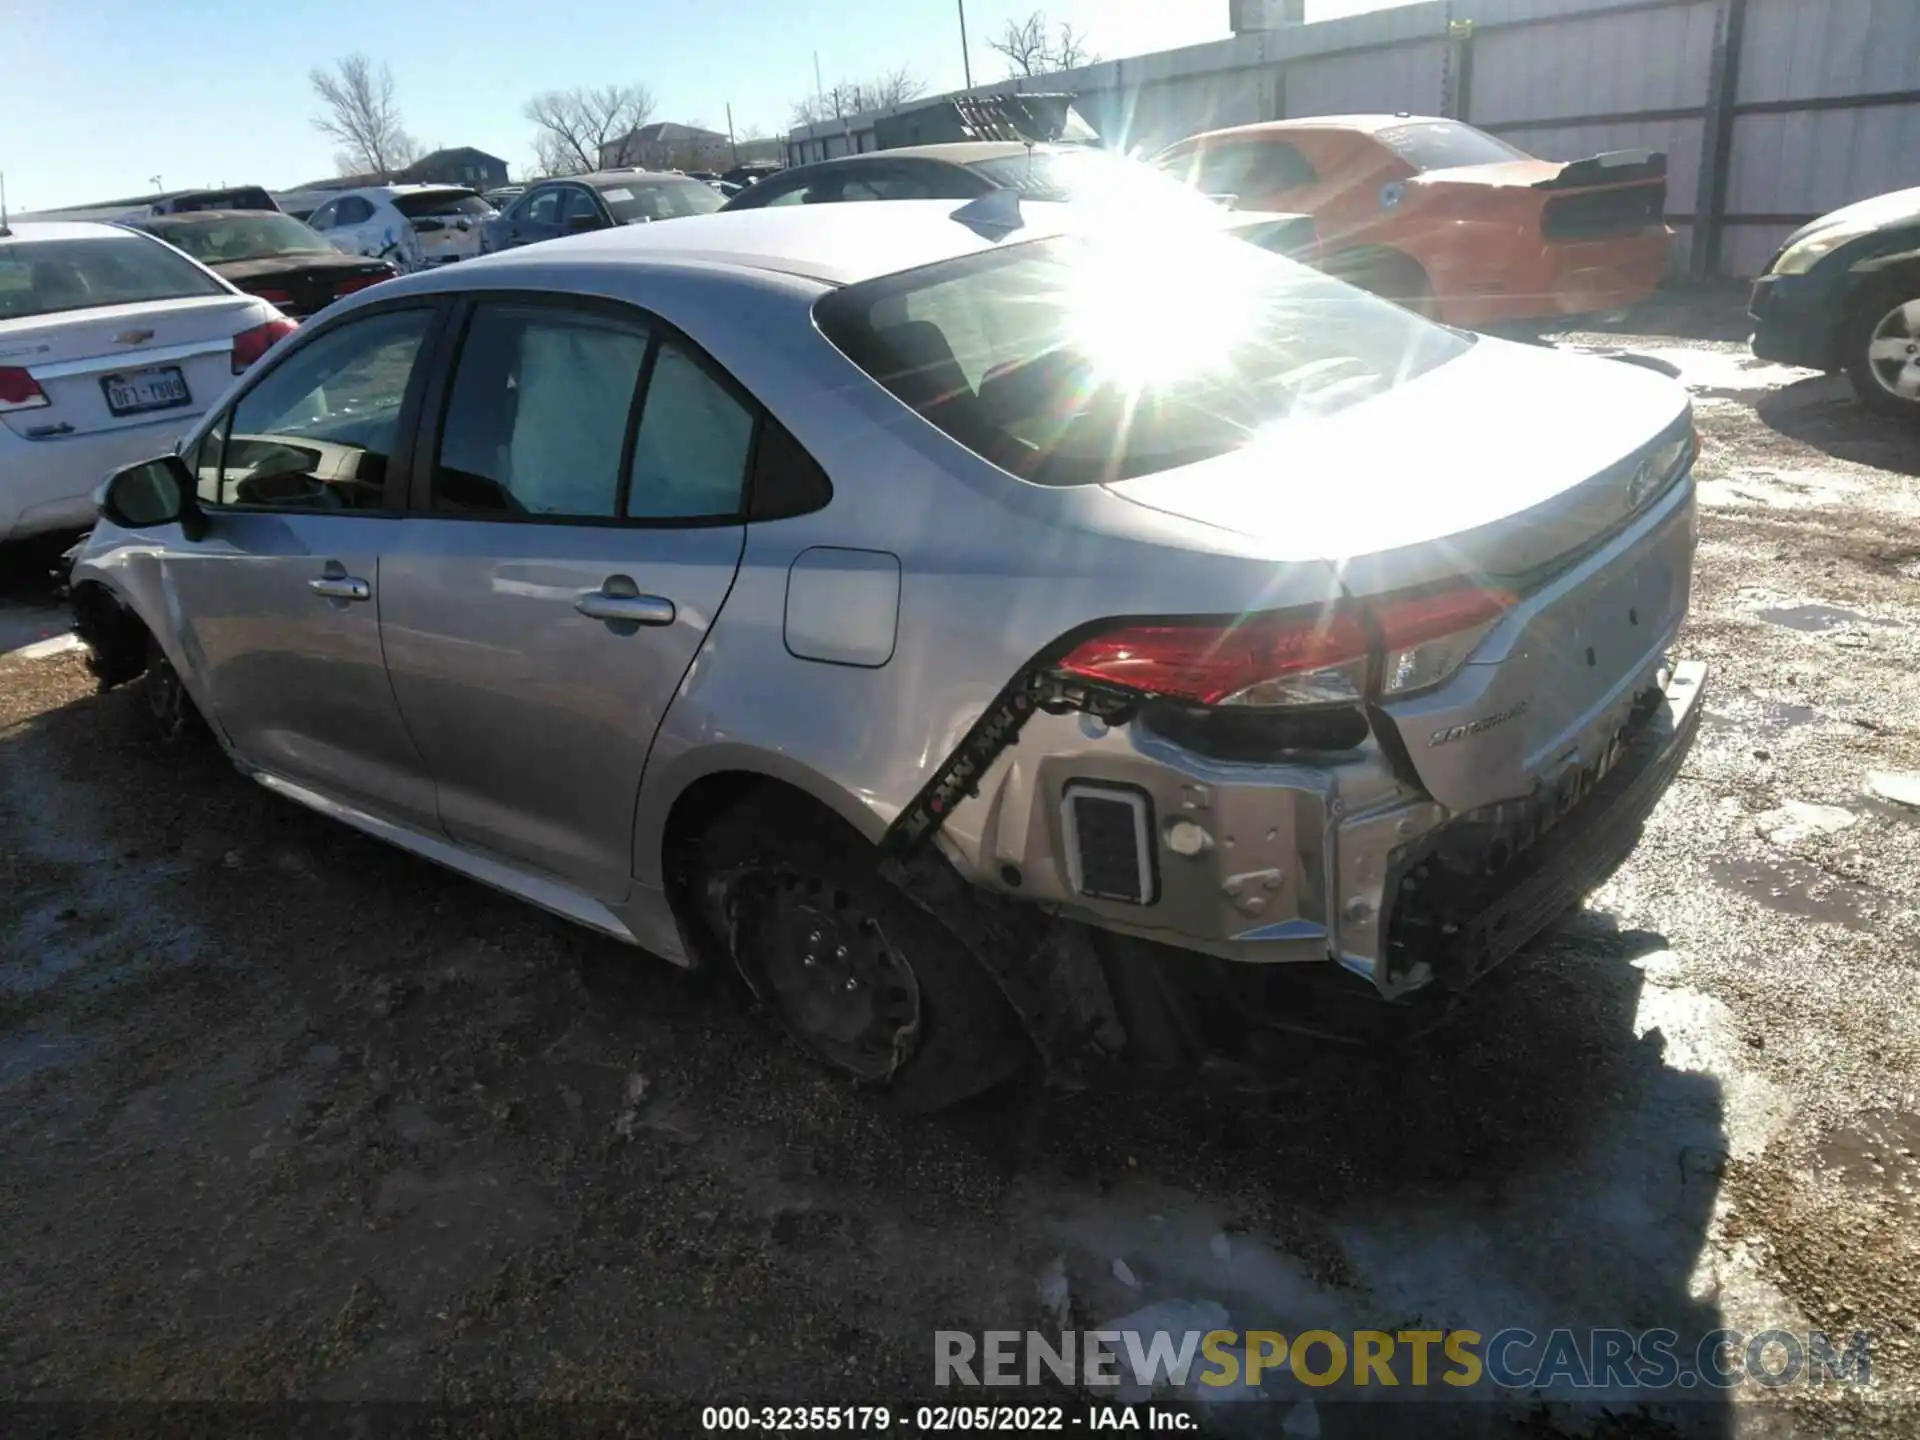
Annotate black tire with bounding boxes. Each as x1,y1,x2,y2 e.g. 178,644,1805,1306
691,792,1032,1112
1325,248,1438,320
1844,279,1920,422
144,635,205,744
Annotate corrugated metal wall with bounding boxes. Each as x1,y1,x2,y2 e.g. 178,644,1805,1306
786,0,1920,278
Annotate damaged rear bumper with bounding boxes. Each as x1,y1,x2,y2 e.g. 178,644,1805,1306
895,661,1704,1077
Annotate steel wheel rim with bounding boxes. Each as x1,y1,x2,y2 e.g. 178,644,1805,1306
1866,298,1920,401
148,657,184,731
747,872,921,1081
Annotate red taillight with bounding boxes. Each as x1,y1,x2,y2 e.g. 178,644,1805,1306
0,366,49,413
1057,587,1516,708
1058,607,1370,707
332,273,387,298
231,317,299,373
1372,587,1515,651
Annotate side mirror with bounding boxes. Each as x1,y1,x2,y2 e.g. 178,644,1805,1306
99,455,196,532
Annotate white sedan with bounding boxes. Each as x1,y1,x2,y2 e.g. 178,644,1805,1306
0,220,293,548
305,185,496,273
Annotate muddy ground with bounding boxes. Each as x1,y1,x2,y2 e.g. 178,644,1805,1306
3,290,1918,1437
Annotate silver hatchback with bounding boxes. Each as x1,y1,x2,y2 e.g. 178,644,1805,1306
71,199,1705,1108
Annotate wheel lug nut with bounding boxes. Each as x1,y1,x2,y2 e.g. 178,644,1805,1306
844,976,858,991
835,945,848,960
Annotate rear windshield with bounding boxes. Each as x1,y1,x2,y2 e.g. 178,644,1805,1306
815,230,1469,487
1376,121,1529,172
171,187,278,213
149,214,334,264
0,235,226,321
969,149,1219,220
596,178,726,223
392,190,493,219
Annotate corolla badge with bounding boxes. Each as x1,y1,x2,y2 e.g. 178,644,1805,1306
1429,699,1529,748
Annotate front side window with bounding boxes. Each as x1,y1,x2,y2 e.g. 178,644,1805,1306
308,201,338,231
335,197,374,225
816,231,1469,487
518,189,562,227
0,236,226,321
197,308,430,509
560,188,605,230
433,304,649,518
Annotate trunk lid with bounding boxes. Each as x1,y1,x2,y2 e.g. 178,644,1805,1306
1102,337,1689,586
0,293,269,441
212,256,392,318
1101,338,1694,812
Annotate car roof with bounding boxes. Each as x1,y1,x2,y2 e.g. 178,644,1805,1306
332,184,478,200
793,142,1070,169
138,209,288,224
0,219,142,244
1184,114,1436,144
533,170,695,189
444,197,1077,287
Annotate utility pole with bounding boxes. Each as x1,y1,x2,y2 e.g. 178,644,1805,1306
149,174,163,194
726,102,739,165
957,0,974,88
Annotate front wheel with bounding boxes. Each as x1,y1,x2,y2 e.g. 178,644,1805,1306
691,794,1032,1112
144,636,205,744
1845,285,1920,421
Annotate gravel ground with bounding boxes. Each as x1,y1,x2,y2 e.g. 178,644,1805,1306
2,291,1918,1438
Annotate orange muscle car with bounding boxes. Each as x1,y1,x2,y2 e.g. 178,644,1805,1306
1155,115,1673,328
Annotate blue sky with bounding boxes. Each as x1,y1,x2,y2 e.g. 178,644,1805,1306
3,0,1408,210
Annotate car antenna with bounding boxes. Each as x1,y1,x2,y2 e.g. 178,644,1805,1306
952,188,1023,238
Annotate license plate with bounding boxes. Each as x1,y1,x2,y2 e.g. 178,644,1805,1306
100,365,191,417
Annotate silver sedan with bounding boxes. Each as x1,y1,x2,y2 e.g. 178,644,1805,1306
70,198,1706,1109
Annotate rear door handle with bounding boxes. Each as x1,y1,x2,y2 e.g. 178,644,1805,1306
309,575,371,602
576,583,674,627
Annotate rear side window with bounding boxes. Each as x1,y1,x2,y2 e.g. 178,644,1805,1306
626,342,755,518
1376,121,1529,172
815,231,1468,487
434,304,650,518
1170,140,1317,196
335,197,374,225
0,236,226,321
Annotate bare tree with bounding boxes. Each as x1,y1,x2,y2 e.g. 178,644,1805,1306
988,11,1100,77
789,67,927,127
310,55,416,179
524,83,658,175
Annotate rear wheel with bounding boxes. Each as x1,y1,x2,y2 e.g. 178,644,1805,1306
1845,284,1920,421
691,793,1032,1112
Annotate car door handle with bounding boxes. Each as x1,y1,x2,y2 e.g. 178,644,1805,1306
309,575,371,602
575,590,674,626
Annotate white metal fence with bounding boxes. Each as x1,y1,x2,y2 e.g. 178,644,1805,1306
787,0,1920,279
